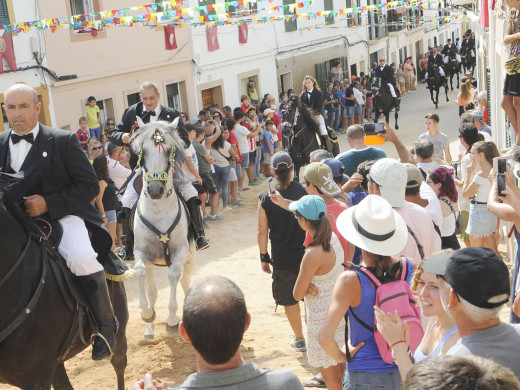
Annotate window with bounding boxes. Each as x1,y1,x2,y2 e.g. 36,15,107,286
346,0,360,27
0,0,10,25
70,0,94,22
325,0,334,25
166,83,182,112
387,8,403,33
283,0,297,32
199,0,216,17
127,92,140,107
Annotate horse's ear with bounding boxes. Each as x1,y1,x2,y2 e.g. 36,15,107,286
170,116,180,129
136,116,145,129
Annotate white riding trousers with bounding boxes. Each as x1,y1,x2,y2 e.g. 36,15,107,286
315,114,328,136
58,215,104,276
387,83,398,98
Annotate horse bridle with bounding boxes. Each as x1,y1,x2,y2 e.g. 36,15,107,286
137,143,177,198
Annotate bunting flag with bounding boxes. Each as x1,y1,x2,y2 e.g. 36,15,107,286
207,25,220,51
0,0,468,36
0,34,17,74
164,25,177,49
238,23,248,43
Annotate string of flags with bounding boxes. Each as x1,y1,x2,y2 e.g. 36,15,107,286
0,0,466,35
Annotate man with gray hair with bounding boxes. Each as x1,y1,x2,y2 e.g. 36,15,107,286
424,248,520,380
472,110,492,137
413,139,438,177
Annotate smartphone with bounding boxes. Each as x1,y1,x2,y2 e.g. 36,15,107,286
497,173,506,197
268,177,274,193
363,123,385,135
493,157,507,174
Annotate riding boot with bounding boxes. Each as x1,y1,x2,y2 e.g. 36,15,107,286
186,197,209,251
393,98,400,112
320,135,331,152
77,271,118,361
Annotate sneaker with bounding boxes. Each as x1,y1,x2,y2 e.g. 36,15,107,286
207,214,224,222
203,221,209,229
240,187,250,191
249,179,261,186
289,336,307,352
232,202,246,208
223,206,233,211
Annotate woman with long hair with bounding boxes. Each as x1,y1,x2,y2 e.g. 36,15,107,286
300,75,329,147
319,195,412,390
462,141,500,255
427,166,461,250
291,195,345,390
373,255,459,381
258,152,308,353
210,126,237,211
92,155,119,250
456,82,472,116
88,139,103,163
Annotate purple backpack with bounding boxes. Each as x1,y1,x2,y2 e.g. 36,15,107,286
347,258,424,364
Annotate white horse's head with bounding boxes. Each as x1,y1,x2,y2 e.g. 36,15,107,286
131,118,186,200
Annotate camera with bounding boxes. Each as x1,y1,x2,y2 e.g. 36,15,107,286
363,123,385,135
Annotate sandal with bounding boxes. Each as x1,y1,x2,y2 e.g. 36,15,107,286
303,376,326,388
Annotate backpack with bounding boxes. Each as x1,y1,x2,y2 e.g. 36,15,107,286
346,258,424,364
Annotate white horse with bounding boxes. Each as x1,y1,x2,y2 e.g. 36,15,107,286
131,118,196,339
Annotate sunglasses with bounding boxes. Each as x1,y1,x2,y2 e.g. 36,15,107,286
92,146,102,151
107,122,115,126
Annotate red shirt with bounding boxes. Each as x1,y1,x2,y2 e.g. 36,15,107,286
76,129,89,151
228,131,242,163
303,198,350,262
483,106,489,125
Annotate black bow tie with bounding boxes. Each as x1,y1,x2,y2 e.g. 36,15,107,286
141,110,156,124
11,133,34,145
145,110,156,117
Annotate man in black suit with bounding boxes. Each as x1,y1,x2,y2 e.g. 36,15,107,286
0,84,117,361
442,39,457,56
374,57,400,111
460,31,475,52
426,47,446,81
110,82,208,252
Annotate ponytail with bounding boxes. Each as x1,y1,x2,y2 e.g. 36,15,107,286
307,213,332,252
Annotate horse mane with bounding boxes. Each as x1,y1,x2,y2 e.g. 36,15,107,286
290,95,319,134
131,121,187,186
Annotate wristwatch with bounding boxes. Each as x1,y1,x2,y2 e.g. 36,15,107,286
102,214,107,218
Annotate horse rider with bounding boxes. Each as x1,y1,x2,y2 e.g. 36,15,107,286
442,39,458,56
0,84,117,361
374,57,400,111
300,75,331,150
460,31,475,53
426,46,446,81
109,81,209,253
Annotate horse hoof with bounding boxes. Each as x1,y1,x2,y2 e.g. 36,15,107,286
141,309,156,323
143,333,154,340
166,324,179,335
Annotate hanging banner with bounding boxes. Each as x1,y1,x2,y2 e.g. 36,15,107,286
0,34,17,74
207,25,220,51
238,23,248,43
164,25,177,49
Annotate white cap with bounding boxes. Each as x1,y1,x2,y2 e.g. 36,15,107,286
369,158,407,208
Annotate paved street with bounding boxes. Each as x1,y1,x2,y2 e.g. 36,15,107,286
337,81,463,159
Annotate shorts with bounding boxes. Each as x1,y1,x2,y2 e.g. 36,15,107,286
200,171,219,195
354,105,363,116
503,73,520,96
272,268,299,306
106,209,117,224
89,127,101,139
263,152,273,165
240,152,250,168
344,105,355,118
192,182,206,195
343,370,402,390
405,75,412,85
276,141,283,150
229,166,237,181
466,203,497,237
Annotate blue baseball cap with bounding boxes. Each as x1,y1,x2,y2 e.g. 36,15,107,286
289,195,327,221
322,157,345,178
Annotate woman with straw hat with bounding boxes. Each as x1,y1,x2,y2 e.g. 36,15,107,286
319,195,413,390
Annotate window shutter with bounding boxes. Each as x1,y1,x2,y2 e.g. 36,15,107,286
0,0,9,25
315,62,328,93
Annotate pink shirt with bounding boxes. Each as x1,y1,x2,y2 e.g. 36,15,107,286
404,63,413,77
394,201,441,262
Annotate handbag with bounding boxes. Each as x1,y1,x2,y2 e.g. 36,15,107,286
439,198,463,235
217,149,235,164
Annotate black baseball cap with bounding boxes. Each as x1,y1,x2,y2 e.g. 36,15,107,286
423,248,510,309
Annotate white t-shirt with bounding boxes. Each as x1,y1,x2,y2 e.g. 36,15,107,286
353,87,364,105
107,156,132,196
234,124,251,155
472,173,492,203
183,143,199,182
210,141,232,168
420,182,443,229
417,161,439,175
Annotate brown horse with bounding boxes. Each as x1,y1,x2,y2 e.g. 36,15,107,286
0,177,128,390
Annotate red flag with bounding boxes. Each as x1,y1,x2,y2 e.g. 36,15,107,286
0,34,17,74
480,0,489,27
164,26,177,50
206,26,220,51
238,23,248,43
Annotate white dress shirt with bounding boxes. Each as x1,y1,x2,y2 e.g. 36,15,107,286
143,104,161,123
9,123,40,172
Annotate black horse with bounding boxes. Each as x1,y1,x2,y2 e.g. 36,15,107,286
0,179,128,390
426,67,449,108
282,95,337,180
371,76,399,130
460,47,475,74
444,52,460,90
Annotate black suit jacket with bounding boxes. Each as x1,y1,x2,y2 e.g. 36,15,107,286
375,65,395,85
428,53,444,68
461,38,475,52
442,43,457,55
0,125,113,265
300,89,324,115
110,102,189,169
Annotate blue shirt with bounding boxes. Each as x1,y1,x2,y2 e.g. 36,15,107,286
262,130,274,154
337,90,346,106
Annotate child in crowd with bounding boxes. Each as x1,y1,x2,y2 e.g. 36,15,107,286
240,95,252,113
76,116,90,152
262,120,275,177
86,96,101,139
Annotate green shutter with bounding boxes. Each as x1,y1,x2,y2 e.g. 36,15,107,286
325,0,334,25
283,0,297,32
315,62,328,94
0,0,10,25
